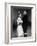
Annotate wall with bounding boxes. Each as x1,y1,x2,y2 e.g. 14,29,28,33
0,0,37,46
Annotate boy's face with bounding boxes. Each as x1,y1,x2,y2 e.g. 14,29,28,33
23,11,27,15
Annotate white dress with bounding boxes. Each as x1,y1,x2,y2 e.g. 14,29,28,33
17,17,24,37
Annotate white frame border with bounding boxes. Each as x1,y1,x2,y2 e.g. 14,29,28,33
5,3,36,44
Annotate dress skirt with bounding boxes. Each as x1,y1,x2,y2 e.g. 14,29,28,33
17,24,24,37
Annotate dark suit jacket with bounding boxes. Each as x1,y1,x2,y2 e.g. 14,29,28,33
22,15,28,33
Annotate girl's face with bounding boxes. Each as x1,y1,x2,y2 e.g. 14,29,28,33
19,14,22,17
18,11,21,17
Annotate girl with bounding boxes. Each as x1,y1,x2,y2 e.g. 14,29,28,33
17,12,24,37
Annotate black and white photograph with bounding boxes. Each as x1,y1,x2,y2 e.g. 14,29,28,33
11,6,32,38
